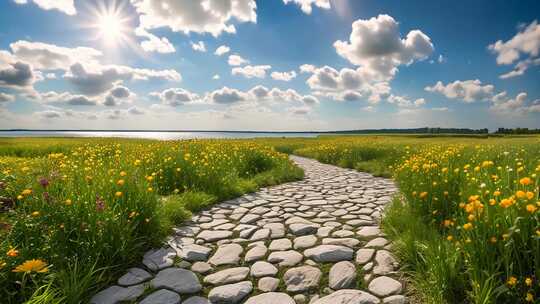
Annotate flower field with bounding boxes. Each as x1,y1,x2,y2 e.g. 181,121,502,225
269,135,540,303
0,138,302,303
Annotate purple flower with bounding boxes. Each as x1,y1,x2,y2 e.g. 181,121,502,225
95,195,105,212
39,177,50,188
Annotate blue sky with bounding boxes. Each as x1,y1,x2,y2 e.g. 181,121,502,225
0,0,539,131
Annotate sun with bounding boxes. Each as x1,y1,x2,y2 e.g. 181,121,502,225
87,1,132,47
95,10,128,44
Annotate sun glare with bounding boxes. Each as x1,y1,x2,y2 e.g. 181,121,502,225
89,1,131,46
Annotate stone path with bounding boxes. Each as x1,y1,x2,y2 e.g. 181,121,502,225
91,156,407,304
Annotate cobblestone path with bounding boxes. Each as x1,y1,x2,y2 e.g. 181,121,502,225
91,156,407,304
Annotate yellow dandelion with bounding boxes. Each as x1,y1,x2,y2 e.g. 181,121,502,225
12,259,49,273
115,191,123,198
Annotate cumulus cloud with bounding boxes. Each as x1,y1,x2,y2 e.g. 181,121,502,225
130,0,257,37
10,40,102,70
213,74,220,80
0,61,35,89
127,106,145,115
289,106,311,115
13,0,76,15
36,91,98,106
150,87,200,106
299,64,316,73
191,41,207,52
232,65,271,78
282,0,331,14
228,54,249,66
334,14,434,80
209,87,247,104
37,110,63,119
104,85,134,106
0,92,15,103
424,79,495,103
136,28,176,53
271,70,297,81
304,65,390,103
489,21,540,79
387,94,425,108
215,45,231,56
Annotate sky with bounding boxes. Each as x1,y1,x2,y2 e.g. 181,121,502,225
0,0,539,131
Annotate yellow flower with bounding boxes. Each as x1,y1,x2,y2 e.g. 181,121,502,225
489,236,497,243
31,211,40,217
146,176,154,182
516,191,526,199
419,191,428,199
463,223,473,230
494,190,501,197
526,293,534,302
21,189,32,196
520,177,532,186
446,235,453,241
116,179,125,186
526,191,534,200
506,276,517,286
147,187,153,192
525,277,533,287
65,199,72,206
120,171,127,177
115,191,123,198
12,259,49,273
7,248,19,257
526,204,537,213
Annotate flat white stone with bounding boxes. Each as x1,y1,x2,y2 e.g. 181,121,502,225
250,261,278,278
208,281,253,304
329,261,356,290
368,276,402,297
209,243,243,266
311,289,379,304
304,245,354,262
204,267,250,285
244,292,295,304
283,266,322,292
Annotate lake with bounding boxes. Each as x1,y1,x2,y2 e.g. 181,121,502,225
0,131,325,140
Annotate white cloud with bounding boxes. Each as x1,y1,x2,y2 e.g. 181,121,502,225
215,45,231,56
36,91,98,106
282,0,330,14
489,21,540,79
191,41,207,52
150,87,200,106
424,79,495,103
232,65,271,78
334,14,434,81
136,28,176,54
13,0,76,15
9,40,102,70
304,65,390,103
387,94,425,108
130,0,257,37
299,64,316,73
228,54,249,66
289,106,311,115
0,61,35,89
213,74,220,80
209,87,248,104
271,70,297,81
0,92,15,103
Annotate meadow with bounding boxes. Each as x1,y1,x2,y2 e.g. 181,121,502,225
1,135,538,303
0,137,303,303
267,135,540,304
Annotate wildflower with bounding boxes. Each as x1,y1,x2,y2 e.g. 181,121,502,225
526,191,534,200
115,191,123,198
526,204,537,213
147,187,153,192
500,198,514,208
463,223,473,230
519,177,532,186
21,189,32,196
507,276,517,286
38,177,49,188
7,248,18,257
516,191,526,199
494,190,501,197
95,196,105,212
419,191,428,199
116,179,125,186
120,171,127,177
12,259,49,273
525,277,533,287
526,293,534,302
146,176,154,182
489,236,497,243
65,199,72,206
446,235,453,241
